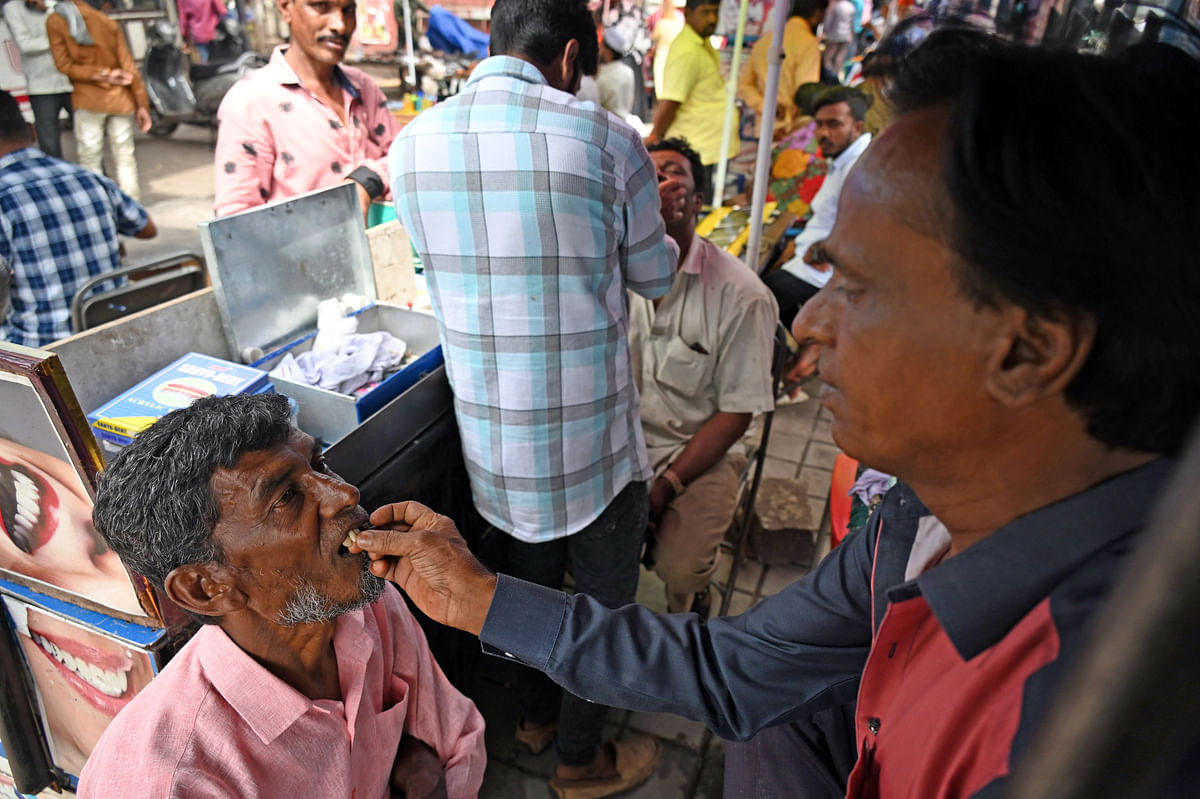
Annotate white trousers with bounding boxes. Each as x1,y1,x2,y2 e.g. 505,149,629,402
74,109,141,200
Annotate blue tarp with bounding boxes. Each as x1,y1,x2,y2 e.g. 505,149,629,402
427,6,489,58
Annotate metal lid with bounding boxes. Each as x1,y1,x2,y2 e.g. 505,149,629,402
198,184,376,363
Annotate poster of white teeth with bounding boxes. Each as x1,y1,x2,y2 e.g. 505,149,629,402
0,370,145,618
2,596,157,778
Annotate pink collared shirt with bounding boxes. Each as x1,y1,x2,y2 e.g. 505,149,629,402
177,0,225,45
214,47,401,217
78,587,486,798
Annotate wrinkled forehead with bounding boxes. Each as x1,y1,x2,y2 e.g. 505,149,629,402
209,427,312,500
842,105,954,242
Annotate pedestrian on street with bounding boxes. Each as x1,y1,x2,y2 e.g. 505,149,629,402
46,0,151,200
177,0,228,63
2,0,74,159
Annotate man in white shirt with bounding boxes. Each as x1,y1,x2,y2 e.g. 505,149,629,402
764,86,871,326
596,26,636,120
2,0,73,159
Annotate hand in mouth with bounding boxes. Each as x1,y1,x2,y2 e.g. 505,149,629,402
337,515,372,557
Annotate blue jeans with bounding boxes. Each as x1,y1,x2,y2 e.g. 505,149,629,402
723,702,858,799
506,480,648,766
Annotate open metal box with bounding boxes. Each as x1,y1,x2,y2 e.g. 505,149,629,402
198,184,442,444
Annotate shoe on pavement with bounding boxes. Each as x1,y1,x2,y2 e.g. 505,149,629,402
548,735,662,799
514,718,557,755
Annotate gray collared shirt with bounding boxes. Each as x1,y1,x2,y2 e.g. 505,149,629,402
2,0,72,95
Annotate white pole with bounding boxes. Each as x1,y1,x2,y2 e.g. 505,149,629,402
712,0,750,207
743,0,787,273
401,0,416,89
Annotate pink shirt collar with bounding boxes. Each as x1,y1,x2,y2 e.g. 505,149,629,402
264,46,362,99
194,607,371,744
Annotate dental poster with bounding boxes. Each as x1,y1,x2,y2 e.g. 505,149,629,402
2,597,158,780
0,349,146,620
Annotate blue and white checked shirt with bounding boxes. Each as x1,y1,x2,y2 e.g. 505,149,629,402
1,147,148,347
390,56,677,542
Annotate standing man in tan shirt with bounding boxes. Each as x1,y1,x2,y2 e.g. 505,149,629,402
47,0,150,199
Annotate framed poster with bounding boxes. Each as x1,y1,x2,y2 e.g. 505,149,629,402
0,343,155,623
0,616,58,795
2,595,163,782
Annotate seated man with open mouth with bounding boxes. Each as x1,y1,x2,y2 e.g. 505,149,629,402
78,392,486,799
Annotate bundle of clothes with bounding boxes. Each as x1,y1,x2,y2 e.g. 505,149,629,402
270,296,412,396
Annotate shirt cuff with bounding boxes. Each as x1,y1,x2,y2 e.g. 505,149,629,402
346,166,385,200
479,574,571,668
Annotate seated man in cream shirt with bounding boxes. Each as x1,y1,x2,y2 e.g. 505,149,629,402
632,137,778,616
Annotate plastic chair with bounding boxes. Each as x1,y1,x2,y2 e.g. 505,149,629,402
70,252,206,333
716,321,792,616
829,453,860,549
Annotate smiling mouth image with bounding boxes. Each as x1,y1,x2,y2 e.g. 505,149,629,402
29,626,135,717
0,459,58,554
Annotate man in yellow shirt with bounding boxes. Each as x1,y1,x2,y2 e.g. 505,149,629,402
739,0,824,137
647,0,735,188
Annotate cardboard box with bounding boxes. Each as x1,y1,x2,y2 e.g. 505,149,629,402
87,353,268,448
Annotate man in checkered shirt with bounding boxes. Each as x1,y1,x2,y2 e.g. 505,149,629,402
0,90,155,349
389,0,686,794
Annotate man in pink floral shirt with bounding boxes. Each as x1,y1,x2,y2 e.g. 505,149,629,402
213,0,399,217
176,0,226,63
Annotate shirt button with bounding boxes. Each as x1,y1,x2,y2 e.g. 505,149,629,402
868,717,881,735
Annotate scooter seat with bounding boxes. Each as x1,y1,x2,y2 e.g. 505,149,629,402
190,62,224,81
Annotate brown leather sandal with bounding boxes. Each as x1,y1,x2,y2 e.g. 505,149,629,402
548,734,662,799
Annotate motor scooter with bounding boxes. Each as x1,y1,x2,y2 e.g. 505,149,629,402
143,18,264,137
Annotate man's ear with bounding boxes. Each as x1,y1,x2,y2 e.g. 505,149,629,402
985,306,1095,407
560,38,580,92
163,563,247,620
275,0,294,24
691,187,706,215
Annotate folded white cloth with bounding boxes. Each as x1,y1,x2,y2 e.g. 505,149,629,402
273,332,407,395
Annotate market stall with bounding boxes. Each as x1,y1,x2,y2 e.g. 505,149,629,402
0,185,482,795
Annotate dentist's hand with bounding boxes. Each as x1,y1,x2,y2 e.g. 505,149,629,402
352,502,497,636
658,177,688,225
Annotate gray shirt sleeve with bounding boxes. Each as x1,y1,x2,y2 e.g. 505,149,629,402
479,519,878,740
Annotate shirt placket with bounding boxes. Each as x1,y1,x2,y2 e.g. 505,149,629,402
341,92,359,160
845,594,929,798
